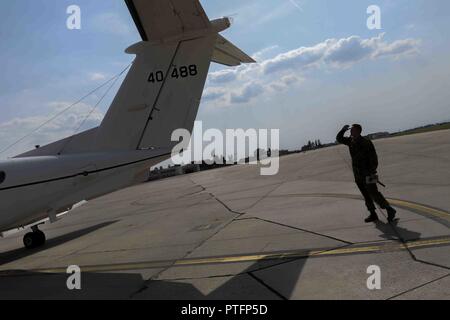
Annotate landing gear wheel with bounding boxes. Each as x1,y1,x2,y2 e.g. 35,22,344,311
23,230,46,249
23,233,34,249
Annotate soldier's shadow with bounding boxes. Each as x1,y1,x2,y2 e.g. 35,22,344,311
375,220,421,242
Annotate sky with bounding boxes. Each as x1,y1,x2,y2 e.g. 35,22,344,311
1,0,450,158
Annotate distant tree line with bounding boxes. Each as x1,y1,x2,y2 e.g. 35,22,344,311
301,140,323,152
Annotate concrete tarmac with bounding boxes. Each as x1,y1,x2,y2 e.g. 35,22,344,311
0,130,449,300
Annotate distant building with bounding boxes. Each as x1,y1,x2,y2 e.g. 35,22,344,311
366,132,390,140
148,165,184,181
148,161,232,182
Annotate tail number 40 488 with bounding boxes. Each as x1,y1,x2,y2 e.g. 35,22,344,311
148,65,198,83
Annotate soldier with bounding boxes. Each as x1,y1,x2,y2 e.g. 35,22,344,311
337,124,397,223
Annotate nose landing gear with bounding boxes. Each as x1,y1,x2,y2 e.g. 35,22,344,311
23,225,46,249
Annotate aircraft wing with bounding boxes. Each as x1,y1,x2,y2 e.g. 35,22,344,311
125,0,211,41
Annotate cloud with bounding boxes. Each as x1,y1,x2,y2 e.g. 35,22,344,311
230,82,264,104
324,36,374,66
263,42,328,74
0,102,103,158
202,87,228,102
208,69,239,85
269,75,303,91
263,33,420,71
203,34,421,107
89,72,107,81
372,38,420,59
252,45,280,61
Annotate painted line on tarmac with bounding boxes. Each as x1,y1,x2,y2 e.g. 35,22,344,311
388,198,449,221
270,193,450,222
1,194,447,276
3,236,449,275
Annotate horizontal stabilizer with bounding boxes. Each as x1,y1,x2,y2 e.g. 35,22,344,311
212,35,256,66
125,0,211,42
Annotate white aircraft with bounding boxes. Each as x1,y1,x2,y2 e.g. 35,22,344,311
0,0,254,249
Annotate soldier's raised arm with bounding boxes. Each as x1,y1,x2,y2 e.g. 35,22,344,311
336,125,351,146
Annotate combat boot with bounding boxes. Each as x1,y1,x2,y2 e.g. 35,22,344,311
387,206,397,222
365,210,379,223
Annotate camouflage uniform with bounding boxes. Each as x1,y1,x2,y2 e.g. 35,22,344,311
336,128,390,212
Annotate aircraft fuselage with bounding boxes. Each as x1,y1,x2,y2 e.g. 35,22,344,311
0,150,169,233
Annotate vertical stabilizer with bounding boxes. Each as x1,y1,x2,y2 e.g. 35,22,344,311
94,35,217,151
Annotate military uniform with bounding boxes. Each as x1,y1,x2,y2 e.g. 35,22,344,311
336,128,391,213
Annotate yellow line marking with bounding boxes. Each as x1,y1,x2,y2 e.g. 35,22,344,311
277,193,450,222
3,237,449,275
405,237,450,249
388,199,450,220
1,195,447,276
311,246,383,256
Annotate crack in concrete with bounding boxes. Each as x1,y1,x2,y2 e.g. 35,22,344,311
208,193,244,216
190,179,354,246
241,216,353,245
387,273,450,300
129,180,287,298
248,272,288,300
129,208,241,298
376,209,450,272
129,174,448,299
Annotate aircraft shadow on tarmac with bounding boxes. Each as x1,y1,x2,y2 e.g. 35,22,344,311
0,256,307,300
0,219,423,299
0,221,118,266
0,269,145,300
135,259,307,300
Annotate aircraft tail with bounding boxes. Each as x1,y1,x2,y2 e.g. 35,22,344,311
94,35,216,152
18,0,255,157
94,5,254,151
